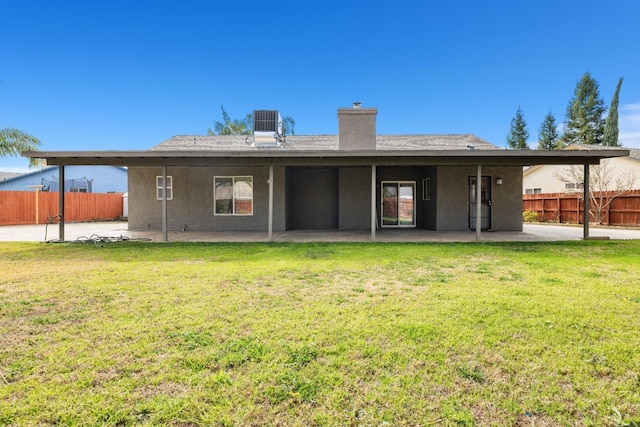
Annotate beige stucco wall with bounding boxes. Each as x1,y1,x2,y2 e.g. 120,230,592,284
523,157,640,194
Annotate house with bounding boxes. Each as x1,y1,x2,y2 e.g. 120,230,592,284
523,144,640,194
22,105,629,241
0,165,128,193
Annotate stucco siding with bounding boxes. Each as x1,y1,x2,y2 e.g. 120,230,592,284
286,167,338,229
338,167,371,229
436,166,522,231
128,166,284,232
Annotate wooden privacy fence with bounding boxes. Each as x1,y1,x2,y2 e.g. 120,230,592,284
523,190,640,226
0,191,124,226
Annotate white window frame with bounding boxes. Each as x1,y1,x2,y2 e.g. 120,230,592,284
156,176,173,200
214,176,253,216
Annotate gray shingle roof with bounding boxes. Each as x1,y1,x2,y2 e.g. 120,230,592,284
152,134,498,152
0,172,24,181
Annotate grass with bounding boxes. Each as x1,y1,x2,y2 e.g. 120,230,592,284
0,240,639,426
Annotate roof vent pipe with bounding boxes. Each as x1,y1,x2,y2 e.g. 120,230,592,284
353,102,362,109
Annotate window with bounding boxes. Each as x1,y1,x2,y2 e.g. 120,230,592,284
214,176,253,215
565,182,583,190
156,176,173,200
422,178,431,201
526,188,542,194
381,181,416,227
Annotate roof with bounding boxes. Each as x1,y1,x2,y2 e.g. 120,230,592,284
22,134,630,168
152,134,498,152
0,165,128,185
0,172,24,181
566,143,640,160
523,144,639,177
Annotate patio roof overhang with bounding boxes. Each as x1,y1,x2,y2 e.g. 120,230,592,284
22,148,630,167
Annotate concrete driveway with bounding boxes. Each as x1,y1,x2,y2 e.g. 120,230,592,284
1,221,639,243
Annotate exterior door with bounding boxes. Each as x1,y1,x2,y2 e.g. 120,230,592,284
381,181,416,227
469,176,491,230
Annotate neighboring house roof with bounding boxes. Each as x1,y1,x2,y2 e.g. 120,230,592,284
152,134,498,152
0,166,58,185
0,165,128,193
0,172,24,181
524,144,640,178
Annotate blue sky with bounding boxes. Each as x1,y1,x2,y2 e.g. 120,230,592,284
2,0,640,172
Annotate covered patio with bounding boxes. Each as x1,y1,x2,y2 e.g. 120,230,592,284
23,148,630,243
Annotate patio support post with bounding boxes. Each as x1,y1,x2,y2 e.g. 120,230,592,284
476,164,482,242
371,165,376,241
268,164,274,242
583,163,590,240
59,165,65,241
162,165,168,242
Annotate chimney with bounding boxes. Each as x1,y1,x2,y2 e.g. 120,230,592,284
338,103,377,151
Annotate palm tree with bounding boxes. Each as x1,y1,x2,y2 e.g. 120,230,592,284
0,127,41,167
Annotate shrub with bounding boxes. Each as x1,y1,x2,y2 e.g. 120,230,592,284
523,209,539,222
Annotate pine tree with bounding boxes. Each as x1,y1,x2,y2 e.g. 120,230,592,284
560,72,606,147
506,106,530,150
603,77,624,147
537,111,560,149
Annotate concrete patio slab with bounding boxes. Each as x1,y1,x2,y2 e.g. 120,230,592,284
1,221,639,243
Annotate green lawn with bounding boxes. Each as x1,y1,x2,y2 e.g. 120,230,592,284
1,241,639,426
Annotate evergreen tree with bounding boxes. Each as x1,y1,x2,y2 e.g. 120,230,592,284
560,72,606,146
506,106,530,149
537,111,560,149
603,77,624,147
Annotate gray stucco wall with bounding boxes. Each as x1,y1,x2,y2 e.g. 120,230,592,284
338,167,371,229
376,166,436,229
128,164,523,233
128,166,285,232
435,166,523,231
287,167,338,229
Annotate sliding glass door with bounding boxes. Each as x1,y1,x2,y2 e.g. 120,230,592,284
381,181,416,227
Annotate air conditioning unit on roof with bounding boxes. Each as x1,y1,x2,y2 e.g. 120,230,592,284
253,110,283,147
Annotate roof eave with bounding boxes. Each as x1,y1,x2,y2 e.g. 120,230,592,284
22,149,630,167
